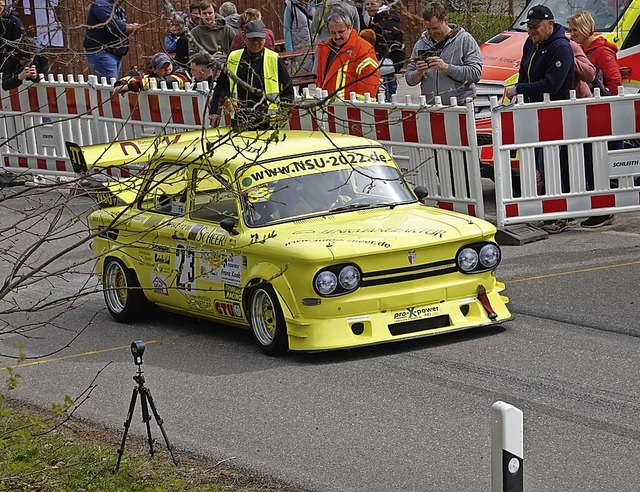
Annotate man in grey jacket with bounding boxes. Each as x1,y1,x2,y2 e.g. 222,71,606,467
405,1,481,105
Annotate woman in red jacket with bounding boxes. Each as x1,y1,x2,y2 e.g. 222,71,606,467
568,10,621,229
567,10,621,96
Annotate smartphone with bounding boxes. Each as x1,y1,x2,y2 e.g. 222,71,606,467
417,49,438,60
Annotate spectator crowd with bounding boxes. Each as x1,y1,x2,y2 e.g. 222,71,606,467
0,0,629,230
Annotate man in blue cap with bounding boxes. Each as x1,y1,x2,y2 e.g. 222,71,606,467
112,52,190,94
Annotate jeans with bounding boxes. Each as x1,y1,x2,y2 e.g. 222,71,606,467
86,51,122,81
381,76,398,102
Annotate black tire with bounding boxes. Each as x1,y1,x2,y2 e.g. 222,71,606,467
248,284,288,356
103,257,156,322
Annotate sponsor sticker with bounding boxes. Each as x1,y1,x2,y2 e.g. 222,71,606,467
214,300,243,318
151,273,168,295
393,306,440,321
187,295,212,311
224,284,242,301
220,255,243,287
199,251,243,287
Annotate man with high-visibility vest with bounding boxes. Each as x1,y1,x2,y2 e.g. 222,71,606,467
315,9,380,100
209,19,293,130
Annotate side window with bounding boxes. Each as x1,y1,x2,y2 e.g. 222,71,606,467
139,162,188,216
191,169,238,222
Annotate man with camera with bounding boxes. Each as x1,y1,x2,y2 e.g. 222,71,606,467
1,37,47,91
405,1,481,105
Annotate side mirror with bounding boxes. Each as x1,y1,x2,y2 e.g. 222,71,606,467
220,217,239,235
414,186,429,201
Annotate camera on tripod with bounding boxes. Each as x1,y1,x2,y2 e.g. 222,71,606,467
114,340,178,472
131,340,145,365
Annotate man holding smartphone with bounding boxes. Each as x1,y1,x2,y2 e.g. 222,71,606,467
1,37,48,91
405,1,481,105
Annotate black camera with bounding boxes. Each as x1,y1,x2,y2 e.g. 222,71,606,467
131,340,145,365
417,49,438,60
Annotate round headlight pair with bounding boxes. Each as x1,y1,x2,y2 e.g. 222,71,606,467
456,243,501,273
314,264,361,296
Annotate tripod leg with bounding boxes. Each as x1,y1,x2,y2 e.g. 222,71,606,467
114,387,139,473
142,386,179,466
138,389,156,457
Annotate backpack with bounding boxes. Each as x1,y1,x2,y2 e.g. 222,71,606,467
591,67,611,96
585,48,611,96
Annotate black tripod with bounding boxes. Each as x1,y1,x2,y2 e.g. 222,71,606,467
114,362,179,472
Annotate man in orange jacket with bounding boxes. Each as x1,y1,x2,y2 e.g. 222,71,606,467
315,9,379,100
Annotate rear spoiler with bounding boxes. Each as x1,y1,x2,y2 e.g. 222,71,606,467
65,129,211,174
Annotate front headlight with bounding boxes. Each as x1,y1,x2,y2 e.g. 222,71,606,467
314,264,362,296
479,243,500,268
457,248,479,272
315,271,338,296
456,242,501,273
339,265,361,290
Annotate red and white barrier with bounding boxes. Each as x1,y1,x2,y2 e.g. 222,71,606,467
0,75,210,177
491,90,640,227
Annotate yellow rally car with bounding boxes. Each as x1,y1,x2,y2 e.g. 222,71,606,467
72,129,512,355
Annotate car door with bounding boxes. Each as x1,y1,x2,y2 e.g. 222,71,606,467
175,167,246,322
132,161,191,307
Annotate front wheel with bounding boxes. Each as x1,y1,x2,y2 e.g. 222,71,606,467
103,258,156,322
248,284,288,356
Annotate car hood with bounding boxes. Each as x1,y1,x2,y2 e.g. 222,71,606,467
252,204,496,261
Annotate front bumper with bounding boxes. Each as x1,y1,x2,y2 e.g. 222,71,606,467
285,282,511,351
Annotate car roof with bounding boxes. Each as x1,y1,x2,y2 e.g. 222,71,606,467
73,129,384,171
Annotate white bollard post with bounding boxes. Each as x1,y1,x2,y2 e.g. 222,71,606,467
491,401,523,492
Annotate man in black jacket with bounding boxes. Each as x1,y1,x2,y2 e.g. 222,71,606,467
0,0,24,69
505,5,574,103
506,5,575,233
1,37,48,91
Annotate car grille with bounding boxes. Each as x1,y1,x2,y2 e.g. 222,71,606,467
388,315,451,336
360,259,457,287
474,82,505,120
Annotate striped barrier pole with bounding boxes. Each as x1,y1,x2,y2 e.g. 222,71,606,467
491,401,523,492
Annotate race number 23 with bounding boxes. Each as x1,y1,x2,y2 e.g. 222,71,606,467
175,243,196,292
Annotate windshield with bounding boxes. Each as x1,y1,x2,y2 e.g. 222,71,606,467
242,165,416,226
512,0,631,32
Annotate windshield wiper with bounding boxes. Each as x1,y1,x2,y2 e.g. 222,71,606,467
330,200,402,212
330,202,376,213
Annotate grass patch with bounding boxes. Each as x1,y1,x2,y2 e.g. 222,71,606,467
0,400,301,492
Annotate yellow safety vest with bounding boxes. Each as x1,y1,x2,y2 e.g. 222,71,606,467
226,48,280,117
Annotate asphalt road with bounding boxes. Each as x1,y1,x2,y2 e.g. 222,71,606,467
2,184,640,492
